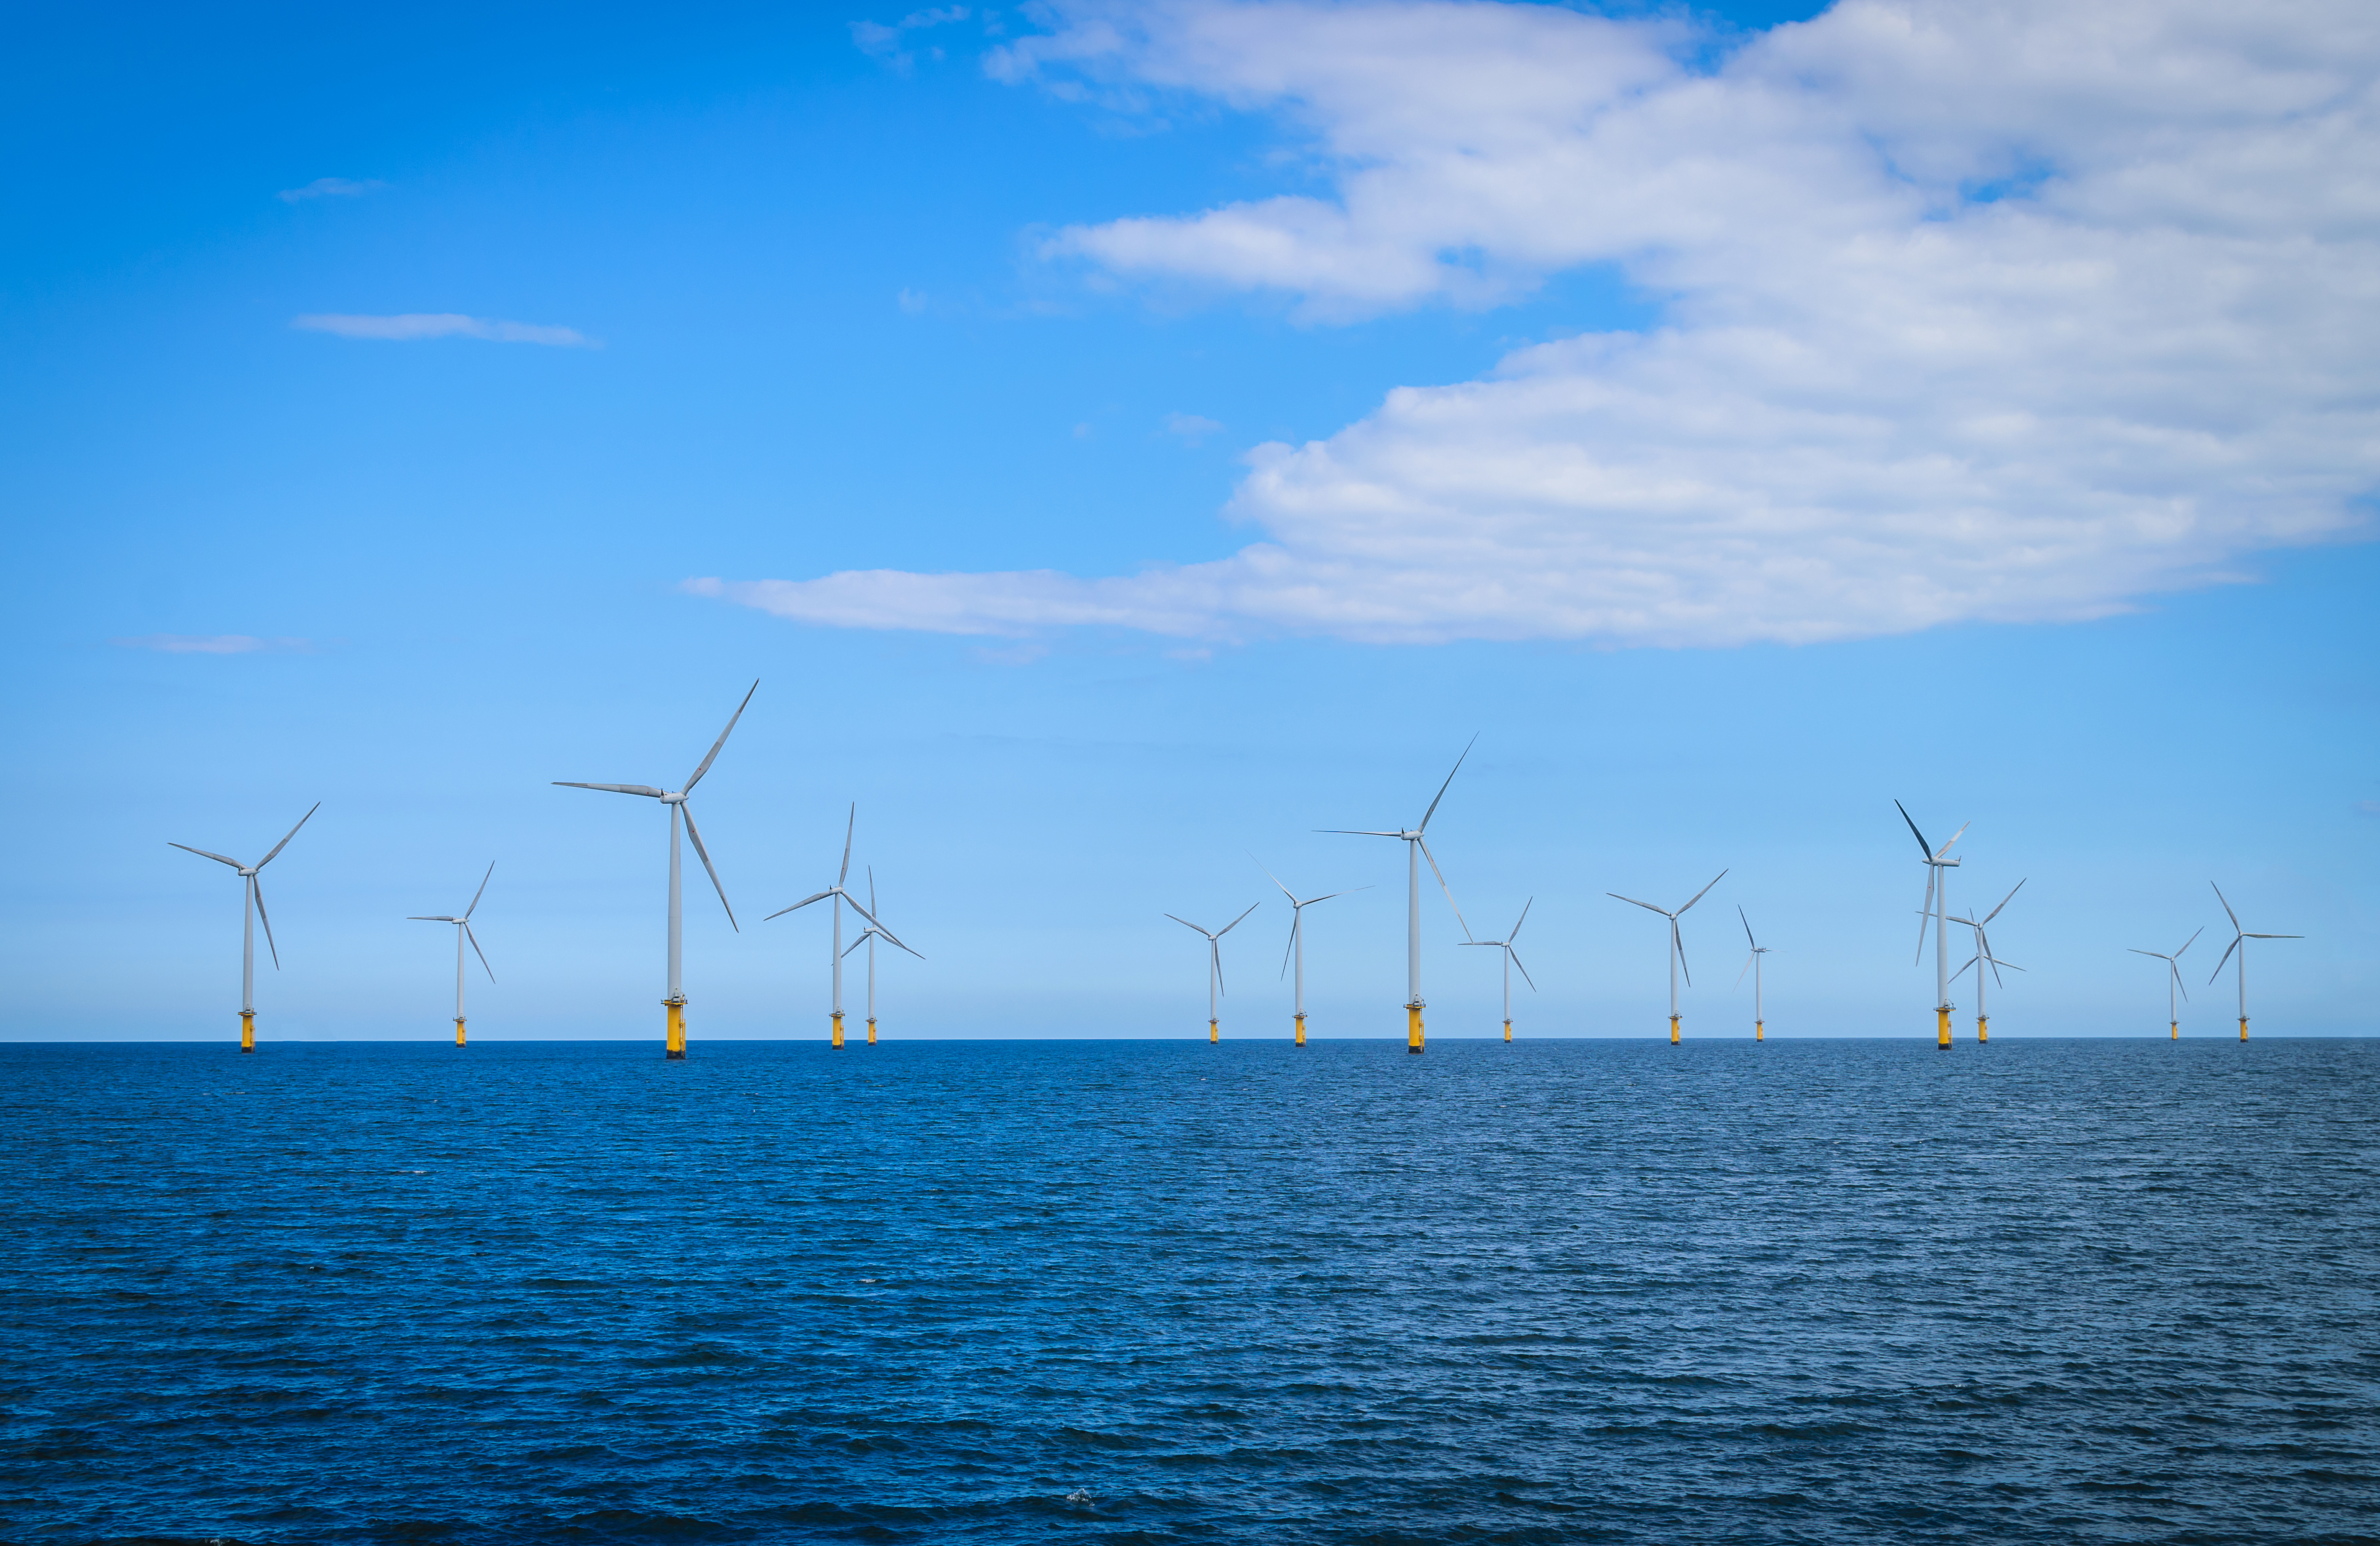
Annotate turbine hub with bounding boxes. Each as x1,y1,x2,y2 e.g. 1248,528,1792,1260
660,792,687,804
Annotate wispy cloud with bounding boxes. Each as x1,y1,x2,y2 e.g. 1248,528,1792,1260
853,5,971,72
1165,412,1224,445
291,313,595,347
277,176,384,203
113,635,315,655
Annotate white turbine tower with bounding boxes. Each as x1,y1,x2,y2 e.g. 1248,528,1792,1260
1258,861,1365,1046
768,805,909,1049
2128,927,2201,1040
1895,800,1970,1050
2208,883,2301,1042
1321,736,1476,1054
1948,879,2025,1043
409,861,495,1047
1167,904,1259,1043
1609,871,1726,1043
554,680,755,1059
171,802,320,1054
1460,898,1536,1043
839,868,923,1046
1735,905,1771,1041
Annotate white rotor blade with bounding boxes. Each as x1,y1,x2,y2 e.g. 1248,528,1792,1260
1894,799,1933,859
464,861,494,920
1211,940,1227,998
1738,904,1756,950
1673,918,1691,987
683,679,758,792
1981,878,2025,925
2208,935,2240,983
1318,828,1403,838
1255,857,1297,904
170,842,245,869
1915,868,1936,965
1509,897,1533,941
2170,961,2187,1000
2210,882,2241,931
553,782,665,797
1932,821,1970,862
766,890,835,921
253,879,281,969
1417,733,1478,833
1951,955,1976,982
678,802,738,931
1165,913,1217,941
257,802,320,869
1677,869,1727,915
1608,893,1669,916
1416,837,1471,940
464,922,495,983
838,892,914,952
1509,946,1537,992
1280,915,1299,980
2245,932,2303,940
1216,901,1261,937
1735,951,1755,989
2175,926,2203,958
842,930,875,959
837,803,855,885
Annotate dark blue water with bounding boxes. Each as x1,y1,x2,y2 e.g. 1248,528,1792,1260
5,1038,2376,1546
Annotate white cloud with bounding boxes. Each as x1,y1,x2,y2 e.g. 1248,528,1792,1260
277,177,384,203
113,635,314,655
712,0,2380,647
853,5,972,71
1165,411,1224,443
291,313,595,347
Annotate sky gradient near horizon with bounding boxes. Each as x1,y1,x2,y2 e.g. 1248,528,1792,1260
4,0,2374,1042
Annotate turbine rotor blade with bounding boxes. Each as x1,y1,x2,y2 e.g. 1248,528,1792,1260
2245,933,2303,939
1981,878,2025,925
1165,913,1216,940
1915,867,1937,965
838,893,913,952
1418,733,1478,833
465,922,495,983
2208,935,2240,984
2211,881,2241,932
253,878,281,969
170,842,245,869
1894,799,1933,858
1217,902,1260,937
553,782,665,797
1510,947,1537,992
2176,926,2203,957
678,802,738,931
1280,915,1297,980
464,861,495,920
1416,837,1470,940
1318,829,1402,838
838,803,855,885
1510,897,1533,940
1735,952,1754,989
683,679,759,792
257,802,321,869
1739,904,1756,949
1933,821,1970,861
1255,857,1296,904
1608,893,1668,915
1212,941,1227,998
1674,920,1691,987
1677,869,1727,915
766,890,835,920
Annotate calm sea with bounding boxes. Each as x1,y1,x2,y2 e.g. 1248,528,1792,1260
4,1037,2375,1546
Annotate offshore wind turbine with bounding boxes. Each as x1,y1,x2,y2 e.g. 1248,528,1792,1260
554,680,754,1059
1610,872,1725,1043
1948,879,2025,1043
171,802,320,1054
1321,736,1476,1054
2128,928,2201,1040
1895,800,1969,1050
2208,883,2301,1041
408,862,495,1046
1259,861,1365,1046
1460,898,1536,1043
1167,904,1258,1042
839,868,923,1046
1735,906,1770,1041
768,805,908,1048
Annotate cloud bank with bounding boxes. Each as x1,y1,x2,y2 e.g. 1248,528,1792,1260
292,313,594,347
712,0,2380,646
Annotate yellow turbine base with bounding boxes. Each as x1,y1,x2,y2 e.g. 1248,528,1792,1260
1977,1016,1988,1044
665,999,686,1059
1937,1007,1952,1049
1407,1003,1424,1054
867,1017,878,1046
1503,1019,1512,1044
240,1011,255,1054
1209,1018,1220,1043
2240,1017,2249,1041
2171,1021,2180,1040
1294,1013,1307,1047
832,1012,845,1049
455,1017,467,1048
1755,1020,1764,1042
1669,1015,1680,1045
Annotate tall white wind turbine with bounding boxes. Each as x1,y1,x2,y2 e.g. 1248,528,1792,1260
1167,904,1259,1043
768,805,909,1049
2128,928,2201,1040
171,802,320,1054
2208,883,2302,1041
1610,872,1726,1043
555,680,755,1059
1895,800,1970,1050
1321,736,1476,1054
1460,898,1536,1043
1735,905,1771,1041
1259,861,1365,1047
1948,879,2025,1043
839,868,924,1046
409,862,496,1047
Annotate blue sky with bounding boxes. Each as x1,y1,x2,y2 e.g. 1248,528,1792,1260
5,0,2373,1042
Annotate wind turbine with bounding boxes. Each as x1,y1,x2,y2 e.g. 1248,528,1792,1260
554,680,755,1059
171,802,320,1053
1258,861,1365,1046
1895,800,1969,1050
1321,736,1476,1054
2208,883,2301,1041
1167,904,1258,1042
839,867,924,1046
409,863,495,1046
1947,879,2025,1043
768,805,909,1048
1609,872,1725,1043
2128,928,2201,1040
1460,899,1536,1043
1735,905,1770,1041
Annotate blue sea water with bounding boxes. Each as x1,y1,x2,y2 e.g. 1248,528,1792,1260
3,1036,2376,1546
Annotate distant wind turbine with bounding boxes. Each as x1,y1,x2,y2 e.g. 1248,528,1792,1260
1735,905,1771,1041
1948,879,2025,1043
1167,904,1258,1042
554,680,755,1059
2208,883,2301,1041
1258,861,1366,1046
409,862,495,1047
1895,800,1969,1050
1321,736,1476,1054
1461,898,1536,1043
839,868,923,1046
2128,927,2201,1040
1610,872,1726,1043
171,802,320,1054
768,805,909,1049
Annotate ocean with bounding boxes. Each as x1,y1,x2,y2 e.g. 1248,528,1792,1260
4,1036,2375,1545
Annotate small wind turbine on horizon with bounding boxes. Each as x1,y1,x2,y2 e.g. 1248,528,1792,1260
1895,800,1969,1051
1461,898,1536,1043
171,802,320,1054
839,867,923,1046
2129,927,2201,1040
1167,904,1258,1043
1948,879,2025,1043
554,680,755,1060
1610,872,1725,1043
409,862,496,1047
1259,861,1365,1047
1735,905,1770,1041
1322,736,1476,1054
768,805,909,1049
2208,883,2301,1041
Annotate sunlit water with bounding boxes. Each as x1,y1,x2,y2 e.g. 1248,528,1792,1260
4,1037,2375,1545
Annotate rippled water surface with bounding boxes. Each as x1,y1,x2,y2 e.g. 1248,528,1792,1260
5,1037,2377,1546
